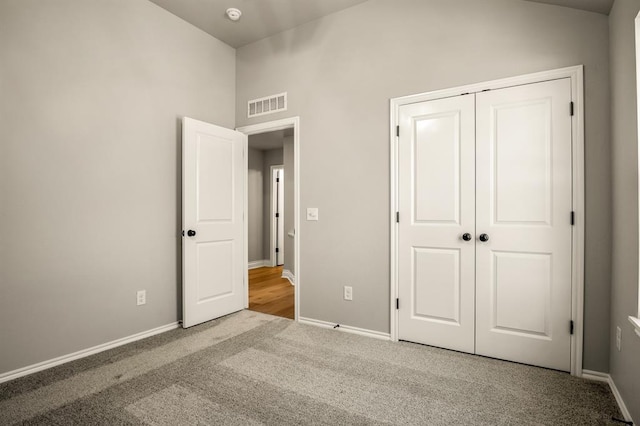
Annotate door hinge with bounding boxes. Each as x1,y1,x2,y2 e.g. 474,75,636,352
275,248,279,253
396,126,400,137
396,298,399,310
275,213,279,218
276,177,280,183
396,212,400,223
571,211,575,226
570,320,574,335
570,101,574,116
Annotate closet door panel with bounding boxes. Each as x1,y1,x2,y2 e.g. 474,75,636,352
475,78,573,371
397,95,476,353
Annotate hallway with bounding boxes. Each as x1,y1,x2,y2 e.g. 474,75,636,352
248,266,294,319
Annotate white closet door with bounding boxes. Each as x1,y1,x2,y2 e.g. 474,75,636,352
475,79,573,371
397,95,476,353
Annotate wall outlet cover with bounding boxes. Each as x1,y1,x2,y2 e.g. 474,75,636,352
344,286,353,301
137,290,146,306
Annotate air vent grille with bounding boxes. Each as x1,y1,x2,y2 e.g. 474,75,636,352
248,92,287,118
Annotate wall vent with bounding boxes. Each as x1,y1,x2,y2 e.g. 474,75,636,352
248,92,287,118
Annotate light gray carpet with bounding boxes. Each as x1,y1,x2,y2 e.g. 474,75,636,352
0,310,624,425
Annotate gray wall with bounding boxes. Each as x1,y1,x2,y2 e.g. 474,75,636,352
236,0,612,371
262,148,284,262
609,0,640,418
284,136,296,275
248,148,265,262
0,0,235,375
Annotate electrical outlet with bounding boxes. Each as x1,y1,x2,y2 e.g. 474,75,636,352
137,290,146,306
344,286,353,301
616,326,621,351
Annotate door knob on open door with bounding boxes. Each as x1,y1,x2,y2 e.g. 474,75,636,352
187,230,196,237
479,233,489,242
462,233,472,241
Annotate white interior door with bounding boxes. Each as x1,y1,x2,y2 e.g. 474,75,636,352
475,79,573,371
182,117,246,328
397,95,476,353
276,169,285,266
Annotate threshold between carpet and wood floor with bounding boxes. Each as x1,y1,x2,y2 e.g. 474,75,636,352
0,310,623,425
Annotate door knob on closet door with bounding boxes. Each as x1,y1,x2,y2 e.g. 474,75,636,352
462,233,472,241
479,233,489,242
187,230,196,237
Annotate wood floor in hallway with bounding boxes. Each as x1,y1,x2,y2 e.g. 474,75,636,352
248,266,294,319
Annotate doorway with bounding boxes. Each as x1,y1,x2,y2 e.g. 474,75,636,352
390,67,585,375
238,117,300,321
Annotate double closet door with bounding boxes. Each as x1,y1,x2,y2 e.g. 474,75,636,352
397,78,573,371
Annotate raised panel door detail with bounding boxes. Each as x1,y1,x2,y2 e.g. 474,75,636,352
398,94,475,354
413,112,461,224
492,99,552,226
492,251,551,338
475,78,572,371
182,117,245,328
197,133,233,222
196,240,234,303
412,247,460,323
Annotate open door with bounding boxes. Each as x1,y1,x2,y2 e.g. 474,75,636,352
182,117,246,328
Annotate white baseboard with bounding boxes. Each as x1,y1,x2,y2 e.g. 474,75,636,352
581,369,609,382
248,260,269,269
282,269,295,285
582,370,633,423
298,316,391,341
0,322,180,384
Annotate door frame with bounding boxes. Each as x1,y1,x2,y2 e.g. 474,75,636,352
389,66,585,376
270,165,284,267
237,117,300,321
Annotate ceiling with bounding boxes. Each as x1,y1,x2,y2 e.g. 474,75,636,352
248,128,293,151
524,0,613,15
149,0,614,49
148,0,369,48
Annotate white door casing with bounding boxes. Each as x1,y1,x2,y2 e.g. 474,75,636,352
397,95,476,353
182,117,246,328
474,79,573,371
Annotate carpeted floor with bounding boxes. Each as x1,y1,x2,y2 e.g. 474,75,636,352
0,310,624,425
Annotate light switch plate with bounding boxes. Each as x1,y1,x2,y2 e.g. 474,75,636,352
306,208,319,221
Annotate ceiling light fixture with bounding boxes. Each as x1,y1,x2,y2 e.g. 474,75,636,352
226,8,242,21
